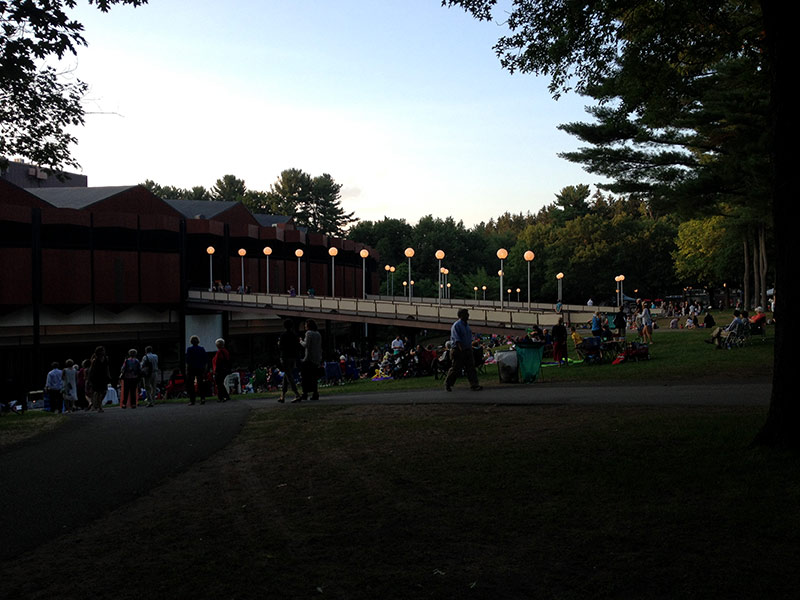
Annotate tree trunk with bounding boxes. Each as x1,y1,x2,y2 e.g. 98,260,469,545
759,224,769,310
742,235,750,311
754,1,797,449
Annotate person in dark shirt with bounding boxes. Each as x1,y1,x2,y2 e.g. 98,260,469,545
278,319,301,403
185,335,207,405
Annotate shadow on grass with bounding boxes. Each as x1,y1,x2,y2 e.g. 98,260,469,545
2,403,797,599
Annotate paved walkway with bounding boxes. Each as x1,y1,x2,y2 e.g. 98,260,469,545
0,381,770,559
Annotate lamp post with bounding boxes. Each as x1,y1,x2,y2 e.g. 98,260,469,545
442,268,449,298
404,247,415,303
482,285,486,300
497,248,508,308
435,249,445,304
619,274,625,306
328,247,338,297
206,246,215,291
524,250,535,311
390,265,396,296
360,248,369,299
447,282,452,301
295,248,304,292
507,288,512,303
384,264,391,296
473,286,478,301
403,281,408,297
238,248,246,293
516,287,521,302
556,272,564,303
263,246,272,294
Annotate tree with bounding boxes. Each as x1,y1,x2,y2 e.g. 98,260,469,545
306,173,357,236
1,0,147,172
211,174,247,203
445,0,793,447
264,169,356,236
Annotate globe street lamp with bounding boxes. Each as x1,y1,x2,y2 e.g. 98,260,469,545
473,286,478,301
328,247,338,297
556,272,564,303
360,248,369,299
390,265,396,296
403,280,408,297
446,281,452,302
295,248,304,293
619,274,625,306
384,264,391,297
507,288,512,303
497,248,508,308
238,248,246,293
482,285,487,300
516,287,521,302
206,246,215,291
404,247,415,303
263,246,272,294
524,250,535,311
435,249,445,304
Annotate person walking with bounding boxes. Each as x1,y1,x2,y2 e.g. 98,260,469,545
444,308,482,392
212,338,232,403
87,346,111,412
140,345,159,407
185,335,208,405
297,319,322,402
45,362,64,413
119,349,142,409
278,319,301,403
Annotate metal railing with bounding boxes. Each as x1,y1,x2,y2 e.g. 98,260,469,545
188,289,607,330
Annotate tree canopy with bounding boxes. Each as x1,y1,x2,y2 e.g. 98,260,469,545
1,0,148,172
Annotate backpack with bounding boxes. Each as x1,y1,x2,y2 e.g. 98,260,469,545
141,354,153,377
121,357,142,379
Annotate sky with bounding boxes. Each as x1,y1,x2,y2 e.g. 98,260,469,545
64,0,602,227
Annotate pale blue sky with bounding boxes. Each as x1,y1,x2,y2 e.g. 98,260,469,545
66,0,601,226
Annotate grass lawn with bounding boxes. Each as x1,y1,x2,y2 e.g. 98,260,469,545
3,403,797,599
0,410,66,451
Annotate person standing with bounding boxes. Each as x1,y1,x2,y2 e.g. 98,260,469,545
45,362,64,413
641,304,654,344
614,307,627,339
552,317,569,366
87,346,111,412
278,319,301,403
444,308,482,392
185,335,207,405
591,311,603,338
212,338,232,403
298,319,322,402
119,349,142,409
140,345,159,407
62,359,78,412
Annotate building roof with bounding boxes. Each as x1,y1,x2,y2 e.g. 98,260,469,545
25,186,138,209
254,214,293,227
163,199,241,219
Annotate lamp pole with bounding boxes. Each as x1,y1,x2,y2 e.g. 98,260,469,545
435,249,445,304
295,248,304,293
263,246,272,294
238,248,246,293
404,247,415,303
524,250,535,311
360,248,369,299
497,248,508,308
556,272,564,303
207,246,215,291
474,286,478,301
390,266,395,296
328,247,338,297
482,285,486,301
